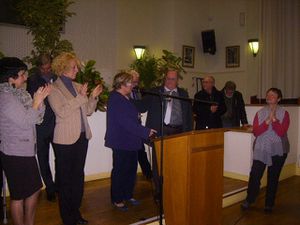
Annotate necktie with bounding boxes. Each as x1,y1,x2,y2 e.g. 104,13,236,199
164,91,173,125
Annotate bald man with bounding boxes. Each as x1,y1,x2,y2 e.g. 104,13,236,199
193,76,226,130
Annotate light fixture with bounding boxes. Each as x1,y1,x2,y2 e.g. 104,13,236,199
248,39,259,57
133,45,146,59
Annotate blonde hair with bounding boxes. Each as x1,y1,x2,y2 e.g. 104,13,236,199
127,69,140,78
113,72,133,90
51,52,80,76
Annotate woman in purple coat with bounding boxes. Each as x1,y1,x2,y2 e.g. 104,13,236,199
105,72,156,211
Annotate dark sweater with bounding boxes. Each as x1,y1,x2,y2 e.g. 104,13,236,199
193,87,226,130
105,91,150,151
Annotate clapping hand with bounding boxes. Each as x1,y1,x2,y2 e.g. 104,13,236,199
91,84,103,99
79,83,88,97
33,84,52,109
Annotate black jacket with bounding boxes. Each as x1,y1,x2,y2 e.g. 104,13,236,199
193,87,226,130
221,89,248,127
135,86,193,136
26,73,57,133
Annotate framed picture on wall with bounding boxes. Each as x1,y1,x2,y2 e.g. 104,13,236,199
182,45,195,68
226,46,240,68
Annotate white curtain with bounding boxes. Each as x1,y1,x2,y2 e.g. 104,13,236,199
259,0,300,98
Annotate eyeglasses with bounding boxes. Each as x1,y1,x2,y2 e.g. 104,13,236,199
19,71,28,77
165,78,177,81
125,82,133,87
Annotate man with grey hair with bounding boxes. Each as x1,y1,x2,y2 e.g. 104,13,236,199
193,75,226,130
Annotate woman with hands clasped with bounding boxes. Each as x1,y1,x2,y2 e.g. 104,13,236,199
0,57,51,225
241,88,290,213
48,52,102,225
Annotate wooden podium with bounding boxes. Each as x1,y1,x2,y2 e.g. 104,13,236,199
154,129,224,225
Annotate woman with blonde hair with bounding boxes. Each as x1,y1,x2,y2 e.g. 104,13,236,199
48,52,102,225
105,72,156,211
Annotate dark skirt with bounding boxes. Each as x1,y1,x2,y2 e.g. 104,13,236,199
0,152,42,200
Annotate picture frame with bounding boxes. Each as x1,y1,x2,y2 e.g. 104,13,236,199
182,45,195,68
226,46,240,68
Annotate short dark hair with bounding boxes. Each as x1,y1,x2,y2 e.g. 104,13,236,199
0,57,27,83
36,53,52,67
266,87,283,99
224,81,236,91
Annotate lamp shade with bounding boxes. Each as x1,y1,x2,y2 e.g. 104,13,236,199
133,45,146,59
248,39,259,57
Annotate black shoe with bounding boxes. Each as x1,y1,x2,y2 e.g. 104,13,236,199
264,206,273,214
240,201,251,210
46,192,56,202
77,217,88,224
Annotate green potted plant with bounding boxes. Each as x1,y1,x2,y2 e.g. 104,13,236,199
76,60,109,112
130,49,186,89
17,0,75,66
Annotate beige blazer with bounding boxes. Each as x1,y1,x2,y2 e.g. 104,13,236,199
48,78,98,145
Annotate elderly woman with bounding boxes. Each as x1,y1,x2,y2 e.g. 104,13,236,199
241,88,290,213
48,52,102,225
0,57,50,225
105,72,156,211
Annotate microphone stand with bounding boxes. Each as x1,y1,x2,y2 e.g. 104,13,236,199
141,90,218,225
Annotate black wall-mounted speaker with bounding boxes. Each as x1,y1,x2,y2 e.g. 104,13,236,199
201,30,216,55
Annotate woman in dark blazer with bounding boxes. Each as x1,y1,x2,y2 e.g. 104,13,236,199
105,72,156,210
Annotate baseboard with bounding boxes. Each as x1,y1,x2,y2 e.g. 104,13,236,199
223,190,247,208
223,171,249,181
84,172,111,182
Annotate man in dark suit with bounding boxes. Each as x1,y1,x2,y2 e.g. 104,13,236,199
193,75,226,130
26,54,57,201
129,70,152,179
135,70,193,198
138,70,193,136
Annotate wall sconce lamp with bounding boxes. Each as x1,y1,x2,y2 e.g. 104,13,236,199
248,39,259,57
133,45,146,59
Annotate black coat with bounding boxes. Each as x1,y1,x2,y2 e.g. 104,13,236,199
221,89,248,127
26,73,57,134
135,86,193,136
193,87,226,130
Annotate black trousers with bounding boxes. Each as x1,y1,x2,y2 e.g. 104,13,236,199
111,149,138,203
138,145,152,177
53,133,88,225
36,128,56,194
246,154,287,207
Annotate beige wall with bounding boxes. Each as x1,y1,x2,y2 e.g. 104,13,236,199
0,0,260,102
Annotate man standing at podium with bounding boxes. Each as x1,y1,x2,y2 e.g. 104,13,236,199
137,70,193,136
135,69,193,198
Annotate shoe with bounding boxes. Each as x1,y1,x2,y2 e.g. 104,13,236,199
264,206,273,214
240,201,251,210
112,202,128,211
46,192,56,202
127,198,140,206
77,217,88,224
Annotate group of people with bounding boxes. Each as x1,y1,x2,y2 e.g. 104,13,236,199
0,52,290,225
0,53,102,225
